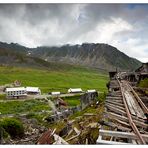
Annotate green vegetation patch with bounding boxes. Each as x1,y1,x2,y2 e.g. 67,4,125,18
0,117,24,139
0,66,108,93
98,92,107,103
0,99,50,115
69,103,104,120
138,78,148,88
61,95,81,106
0,94,6,100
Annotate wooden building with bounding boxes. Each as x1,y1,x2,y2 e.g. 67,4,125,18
109,71,117,80
26,87,41,95
5,87,27,99
68,88,83,93
86,89,96,93
135,63,148,82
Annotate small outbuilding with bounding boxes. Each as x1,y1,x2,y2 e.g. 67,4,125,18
26,87,41,95
51,92,60,96
86,89,96,93
5,87,27,99
68,88,83,93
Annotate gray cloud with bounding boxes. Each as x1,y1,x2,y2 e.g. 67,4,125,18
0,4,148,62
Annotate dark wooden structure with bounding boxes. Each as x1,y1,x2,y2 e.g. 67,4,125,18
109,71,117,80
135,63,148,82
124,73,137,82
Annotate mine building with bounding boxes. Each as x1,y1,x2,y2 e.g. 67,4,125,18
51,92,60,96
86,89,96,93
26,87,41,95
6,87,27,99
135,63,148,82
68,88,83,93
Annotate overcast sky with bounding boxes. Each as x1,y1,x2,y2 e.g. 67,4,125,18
0,4,148,62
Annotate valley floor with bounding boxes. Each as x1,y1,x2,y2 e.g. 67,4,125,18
0,66,108,93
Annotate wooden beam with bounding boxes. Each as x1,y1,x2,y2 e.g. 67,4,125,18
111,100,123,104
105,102,125,111
131,139,137,144
116,125,132,132
99,120,131,132
106,96,122,100
124,91,136,116
105,104,127,116
96,139,129,145
106,100,124,107
99,129,148,140
74,127,80,135
128,83,148,114
53,134,69,145
124,91,145,119
106,98,122,102
107,112,148,129
114,119,130,127
108,94,122,97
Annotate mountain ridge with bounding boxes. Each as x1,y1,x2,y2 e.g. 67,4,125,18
0,41,142,71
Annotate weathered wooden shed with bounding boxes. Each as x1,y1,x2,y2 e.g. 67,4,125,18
135,63,148,82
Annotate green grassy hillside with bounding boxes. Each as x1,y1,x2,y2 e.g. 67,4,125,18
0,66,108,93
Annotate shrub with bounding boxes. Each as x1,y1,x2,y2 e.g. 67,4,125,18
1,118,24,139
26,112,36,119
98,92,106,103
0,124,9,139
138,78,148,88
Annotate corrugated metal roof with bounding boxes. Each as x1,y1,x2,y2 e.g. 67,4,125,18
6,87,26,92
26,87,40,92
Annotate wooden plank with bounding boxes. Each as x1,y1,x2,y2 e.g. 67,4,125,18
112,100,123,104
128,84,148,115
124,92,136,116
116,125,132,132
114,119,130,127
53,134,69,145
131,139,137,144
67,129,73,137
130,132,138,144
105,104,126,116
129,92,146,119
110,128,117,141
99,120,131,132
106,98,122,102
107,112,148,129
106,100,124,107
74,127,80,135
96,139,129,145
98,135,102,141
106,96,122,100
128,91,145,119
123,82,146,119
109,95,122,97
105,102,125,111
99,129,148,140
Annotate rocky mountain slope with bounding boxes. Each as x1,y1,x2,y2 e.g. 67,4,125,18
30,43,141,71
0,41,142,71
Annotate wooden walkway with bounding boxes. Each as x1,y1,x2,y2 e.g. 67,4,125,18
97,73,148,144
